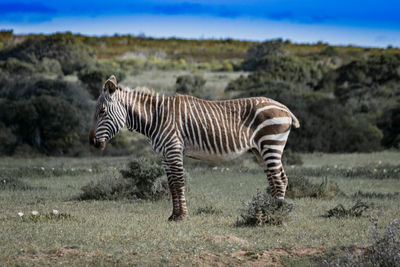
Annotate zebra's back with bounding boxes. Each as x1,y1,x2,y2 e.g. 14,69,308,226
173,95,298,162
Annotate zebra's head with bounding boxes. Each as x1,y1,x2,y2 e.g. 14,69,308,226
89,75,127,150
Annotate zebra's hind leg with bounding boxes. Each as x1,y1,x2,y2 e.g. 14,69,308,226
252,148,279,197
258,148,288,199
162,150,187,221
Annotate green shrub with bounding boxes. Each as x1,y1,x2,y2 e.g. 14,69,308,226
19,211,75,223
0,176,33,191
328,218,400,266
287,177,341,199
288,165,400,180
0,33,95,74
79,176,131,201
352,191,400,199
322,200,370,218
236,191,293,226
120,158,167,200
1,167,93,179
378,103,400,149
79,158,168,201
175,74,207,97
319,46,340,57
282,150,303,166
243,39,288,71
267,176,341,199
0,122,16,155
194,206,223,215
0,77,93,155
78,64,126,99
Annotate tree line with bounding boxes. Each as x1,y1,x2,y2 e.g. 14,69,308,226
0,32,398,155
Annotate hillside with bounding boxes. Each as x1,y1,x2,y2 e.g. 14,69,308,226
0,30,399,156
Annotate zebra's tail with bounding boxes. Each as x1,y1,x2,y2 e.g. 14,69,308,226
290,111,300,128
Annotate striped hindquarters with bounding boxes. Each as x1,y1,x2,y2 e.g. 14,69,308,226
174,95,298,160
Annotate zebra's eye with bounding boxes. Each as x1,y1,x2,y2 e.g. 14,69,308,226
99,108,106,116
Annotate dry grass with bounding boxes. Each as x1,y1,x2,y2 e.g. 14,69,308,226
0,151,399,266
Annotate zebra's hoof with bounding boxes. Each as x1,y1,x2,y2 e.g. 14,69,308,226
168,214,186,222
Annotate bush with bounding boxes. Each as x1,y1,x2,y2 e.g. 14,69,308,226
288,165,400,180
352,191,400,200
378,103,400,149
328,218,400,266
194,206,223,215
175,74,207,98
282,150,303,166
0,77,93,155
78,64,126,99
242,39,288,71
120,158,167,200
0,122,16,155
11,96,83,154
236,191,293,226
79,176,132,201
0,33,95,74
287,177,341,199
79,158,168,201
19,211,75,223
322,200,370,218
0,176,33,191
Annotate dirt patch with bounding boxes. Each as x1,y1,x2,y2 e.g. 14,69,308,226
196,251,241,266
233,250,283,266
231,247,325,266
14,246,102,265
209,235,249,245
195,247,325,266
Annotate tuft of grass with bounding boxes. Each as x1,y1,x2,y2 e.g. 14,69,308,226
352,190,400,199
0,176,33,191
287,176,341,198
194,205,223,215
79,176,131,201
0,167,94,179
322,200,370,218
236,191,293,226
19,212,75,223
79,158,168,201
268,176,341,199
288,165,400,180
282,150,303,166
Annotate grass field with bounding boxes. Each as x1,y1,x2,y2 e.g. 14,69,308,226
1,151,399,266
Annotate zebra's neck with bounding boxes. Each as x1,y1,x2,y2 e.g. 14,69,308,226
118,89,167,138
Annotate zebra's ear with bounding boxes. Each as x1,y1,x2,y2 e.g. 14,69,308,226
104,75,118,94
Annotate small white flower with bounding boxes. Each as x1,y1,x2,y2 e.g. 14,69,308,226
18,211,24,217
52,209,59,215
31,210,39,216
88,168,92,173
40,167,45,171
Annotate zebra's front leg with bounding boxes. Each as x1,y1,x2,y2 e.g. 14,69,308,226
162,156,187,221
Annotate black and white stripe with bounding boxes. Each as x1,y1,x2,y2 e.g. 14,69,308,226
89,76,300,221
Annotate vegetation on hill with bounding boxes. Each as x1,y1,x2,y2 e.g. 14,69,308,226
0,30,399,155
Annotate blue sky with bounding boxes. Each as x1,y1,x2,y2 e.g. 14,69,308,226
1,0,400,47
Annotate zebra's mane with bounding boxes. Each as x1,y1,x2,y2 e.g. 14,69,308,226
122,86,155,96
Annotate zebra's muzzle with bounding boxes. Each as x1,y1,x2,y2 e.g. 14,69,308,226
90,137,106,150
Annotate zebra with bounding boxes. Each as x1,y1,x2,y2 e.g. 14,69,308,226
89,75,300,221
